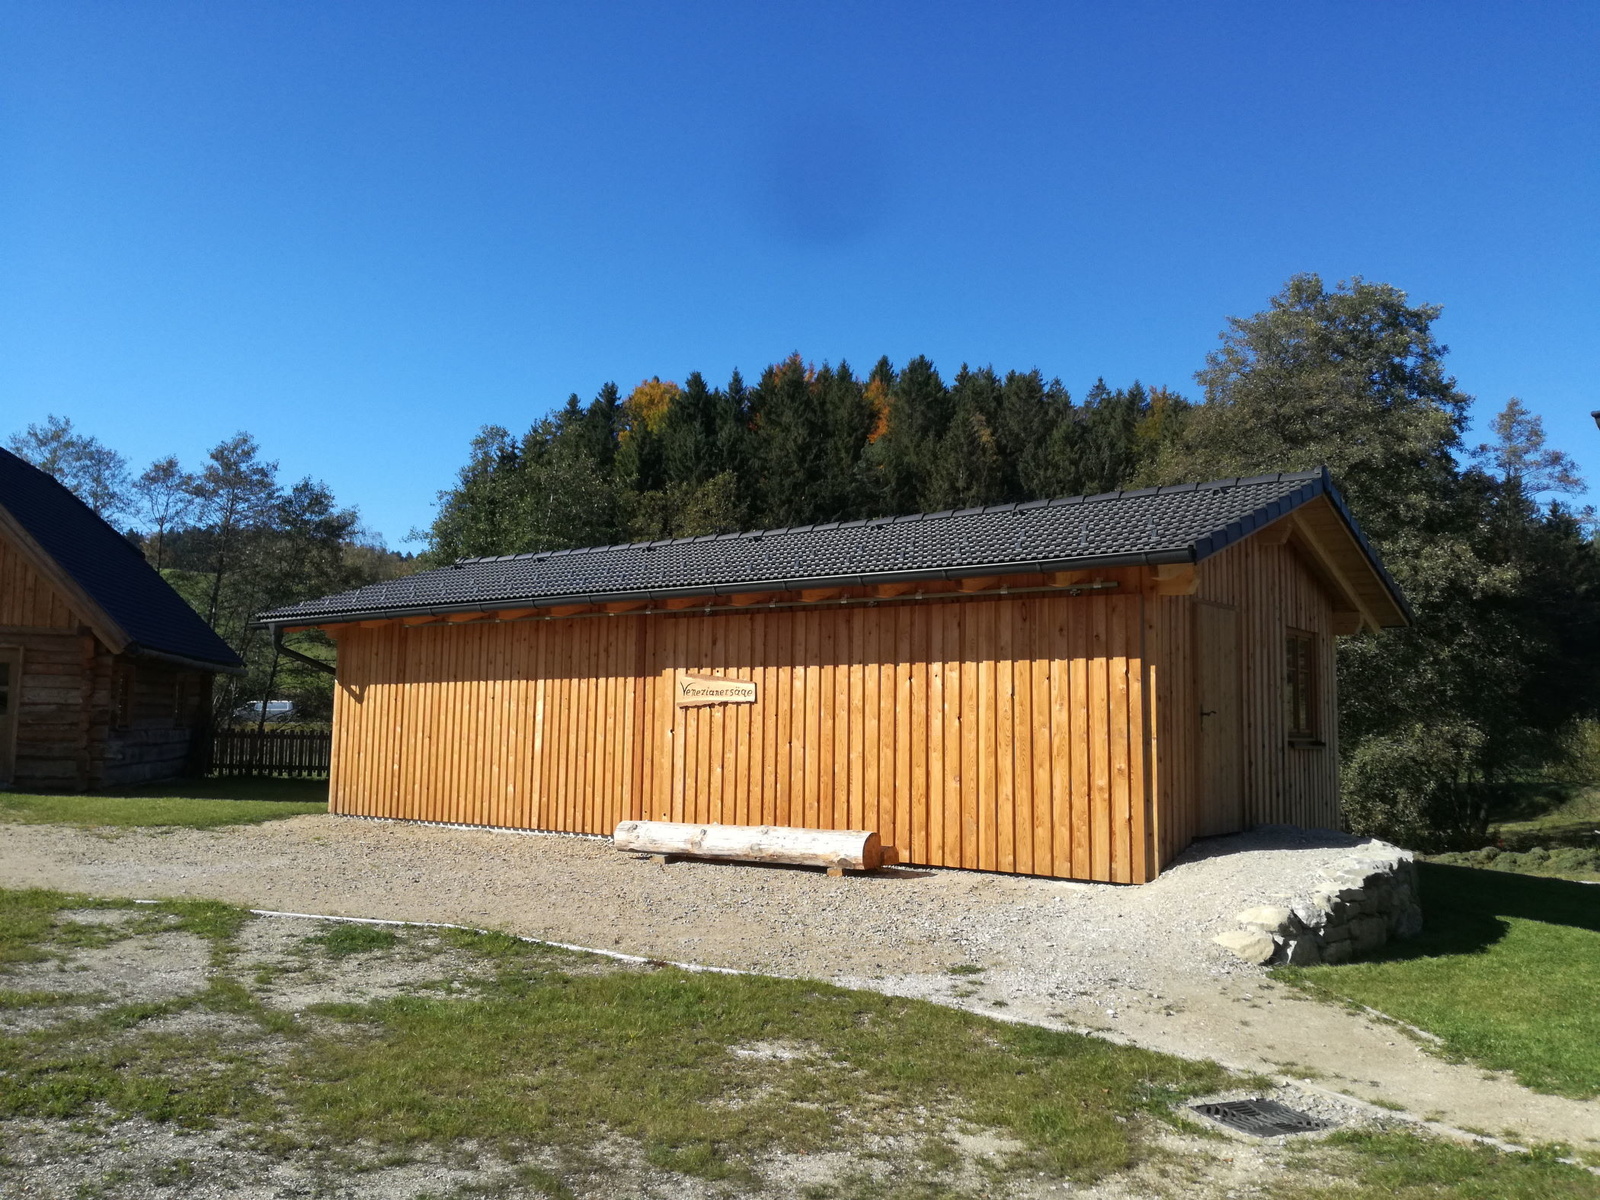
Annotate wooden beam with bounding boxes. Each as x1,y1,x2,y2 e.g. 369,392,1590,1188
872,582,918,598
1288,516,1381,633
1255,516,1295,546
799,587,844,603
660,597,703,611
724,593,768,607
443,611,487,624
401,615,441,627
357,619,393,629
1330,610,1363,636
1150,564,1198,596
1048,570,1092,587
491,607,540,621
957,575,1002,592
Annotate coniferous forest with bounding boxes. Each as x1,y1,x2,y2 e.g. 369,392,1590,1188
10,274,1599,850
425,275,1600,851
424,359,1187,560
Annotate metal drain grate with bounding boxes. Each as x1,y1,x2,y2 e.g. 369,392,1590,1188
1190,1098,1333,1137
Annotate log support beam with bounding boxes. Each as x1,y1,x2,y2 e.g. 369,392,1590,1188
614,820,883,872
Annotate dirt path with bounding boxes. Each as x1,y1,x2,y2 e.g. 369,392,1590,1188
3,814,1595,1150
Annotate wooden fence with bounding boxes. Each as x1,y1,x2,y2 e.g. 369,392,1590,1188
210,727,333,778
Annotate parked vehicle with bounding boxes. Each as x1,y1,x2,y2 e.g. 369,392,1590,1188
232,700,297,724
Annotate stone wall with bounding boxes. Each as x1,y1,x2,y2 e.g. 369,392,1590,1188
1214,840,1423,966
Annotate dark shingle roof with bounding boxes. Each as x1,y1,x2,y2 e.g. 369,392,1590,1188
259,469,1405,628
0,449,242,671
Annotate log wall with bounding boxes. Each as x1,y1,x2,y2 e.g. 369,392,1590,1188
0,532,95,788
102,660,213,787
329,575,1160,883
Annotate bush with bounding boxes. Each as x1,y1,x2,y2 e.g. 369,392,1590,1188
1342,720,1503,852
1550,719,1600,786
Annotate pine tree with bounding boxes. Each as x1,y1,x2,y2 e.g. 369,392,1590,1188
868,355,949,514
751,355,830,526
927,366,1004,509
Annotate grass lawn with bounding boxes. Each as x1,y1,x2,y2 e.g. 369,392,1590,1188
1275,863,1600,1100
2,888,1595,1198
0,777,327,829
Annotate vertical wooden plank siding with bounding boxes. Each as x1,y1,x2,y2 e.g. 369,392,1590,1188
0,536,81,629
1174,535,1340,845
326,586,1160,883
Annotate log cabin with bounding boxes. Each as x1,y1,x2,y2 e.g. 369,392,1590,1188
258,469,1408,883
0,449,243,789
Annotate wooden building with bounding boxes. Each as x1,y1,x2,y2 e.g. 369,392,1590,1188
0,449,243,790
260,470,1408,883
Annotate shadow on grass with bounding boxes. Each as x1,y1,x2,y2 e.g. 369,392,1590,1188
1279,862,1600,1097
1362,863,1600,967
115,777,329,805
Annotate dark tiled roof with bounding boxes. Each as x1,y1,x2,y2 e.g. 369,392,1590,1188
261,468,1405,628
0,450,242,671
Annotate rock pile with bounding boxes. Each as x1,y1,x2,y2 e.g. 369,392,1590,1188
1213,841,1423,966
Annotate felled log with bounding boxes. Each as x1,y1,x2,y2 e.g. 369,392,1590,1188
613,820,883,871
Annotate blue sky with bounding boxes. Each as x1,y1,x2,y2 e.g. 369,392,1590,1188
3,1,1597,545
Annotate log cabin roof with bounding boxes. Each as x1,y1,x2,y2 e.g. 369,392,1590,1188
260,468,1408,630
0,449,243,672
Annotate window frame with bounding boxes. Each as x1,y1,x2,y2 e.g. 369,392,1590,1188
112,664,137,731
1284,628,1321,746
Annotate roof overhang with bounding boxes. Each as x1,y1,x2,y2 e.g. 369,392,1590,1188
255,468,1410,634
255,548,1196,631
124,643,249,676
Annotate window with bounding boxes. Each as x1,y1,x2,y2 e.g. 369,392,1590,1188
113,665,136,730
1285,630,1318,742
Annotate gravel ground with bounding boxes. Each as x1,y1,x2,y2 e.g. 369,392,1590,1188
3,814,1597,1150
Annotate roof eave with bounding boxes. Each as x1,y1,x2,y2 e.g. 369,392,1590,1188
255,547,1198,629
1188,468,1410,628
124,642,248,676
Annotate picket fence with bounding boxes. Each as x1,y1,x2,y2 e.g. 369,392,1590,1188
210,727,333,778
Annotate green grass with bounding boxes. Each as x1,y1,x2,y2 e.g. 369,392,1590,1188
291,928,1227,1182
1278,1130,1600,1199
0,777,326,829
4,887,1595,1198
1275,863,1600,1099
0,889,1229,1192
303,923,399,958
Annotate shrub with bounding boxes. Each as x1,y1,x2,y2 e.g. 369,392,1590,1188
1342,720,1504,852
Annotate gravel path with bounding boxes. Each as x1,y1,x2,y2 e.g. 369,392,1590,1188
3,814,1596,1150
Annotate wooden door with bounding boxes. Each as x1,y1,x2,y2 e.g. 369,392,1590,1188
1195,603,1243,836
0,648,18,784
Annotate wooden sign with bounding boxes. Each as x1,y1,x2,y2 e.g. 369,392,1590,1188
674,671,757,706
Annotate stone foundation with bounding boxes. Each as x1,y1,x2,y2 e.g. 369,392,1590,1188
1214,840,1423,966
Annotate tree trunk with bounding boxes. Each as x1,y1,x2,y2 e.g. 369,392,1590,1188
613,820,882,871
